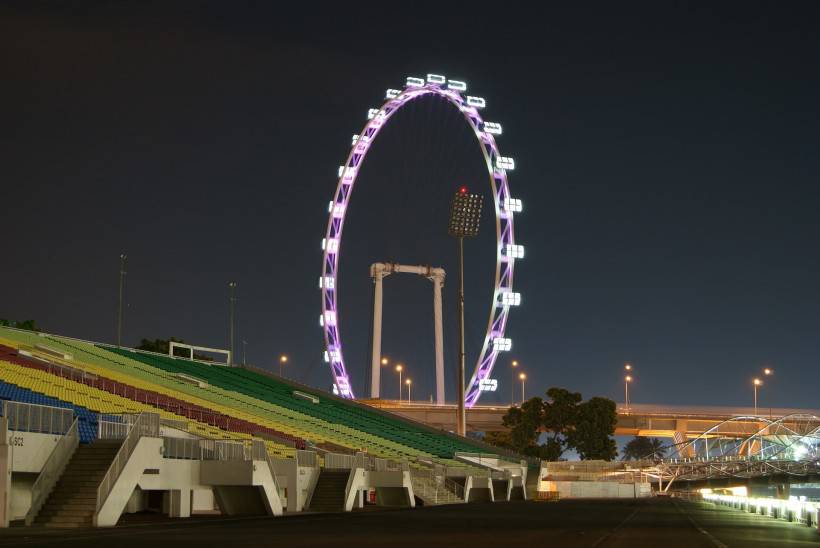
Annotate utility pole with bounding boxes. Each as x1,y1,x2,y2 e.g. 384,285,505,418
117,254,127,347
448,187,483,436
228,281,237,366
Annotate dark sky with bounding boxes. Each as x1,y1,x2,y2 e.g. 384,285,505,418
2,2,819,409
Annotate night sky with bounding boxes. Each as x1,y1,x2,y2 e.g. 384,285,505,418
2,2,819,409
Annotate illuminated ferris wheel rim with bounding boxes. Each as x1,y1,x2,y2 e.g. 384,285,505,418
320,74,524,408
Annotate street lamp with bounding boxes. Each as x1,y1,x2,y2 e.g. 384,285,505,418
519,372,526,404
762,367,773,418
405,378,412,402
510,360,519,405
753,378,763,416
381,357,389,366
117,254,127,348
624,375,633,414
395,364,403,401
448,187,484,436
279,355,288,377
228,281,237,366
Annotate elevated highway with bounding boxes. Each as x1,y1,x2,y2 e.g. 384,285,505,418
360,400,820,438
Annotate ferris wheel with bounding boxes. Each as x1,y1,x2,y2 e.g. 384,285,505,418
320,74,523,408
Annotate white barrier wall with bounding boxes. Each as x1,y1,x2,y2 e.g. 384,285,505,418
703,493,819,529
6,431,60,474
540,481,651,499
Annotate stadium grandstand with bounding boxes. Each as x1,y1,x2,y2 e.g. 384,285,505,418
0,326,529,528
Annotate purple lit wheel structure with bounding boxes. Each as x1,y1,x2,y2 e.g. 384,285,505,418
320,75,523,407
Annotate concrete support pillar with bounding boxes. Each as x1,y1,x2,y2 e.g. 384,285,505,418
775,483,790,500
431,273,445,405
370,271,385,399
369,263,446,403
169,489,192,518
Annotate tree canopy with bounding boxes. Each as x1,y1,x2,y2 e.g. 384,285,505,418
0,319,40,332
621,436,667,461
487,387,618,461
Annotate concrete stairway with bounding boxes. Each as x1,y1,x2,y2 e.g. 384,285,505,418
410,473,463,506
34,441,122,528
308,470,349,512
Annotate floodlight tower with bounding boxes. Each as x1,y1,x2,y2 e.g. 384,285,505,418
448,187,484,436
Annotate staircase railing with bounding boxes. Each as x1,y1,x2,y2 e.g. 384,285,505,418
96,412,160,512
409,466,464,504
25,418,79,525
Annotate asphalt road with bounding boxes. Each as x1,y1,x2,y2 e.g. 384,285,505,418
1,498,817,547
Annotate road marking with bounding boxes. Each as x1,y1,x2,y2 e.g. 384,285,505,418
673,500,728,548
590,505,641,547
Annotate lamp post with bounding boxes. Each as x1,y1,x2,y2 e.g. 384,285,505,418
406,378,412,402
624,375,633,414
519,372,526,403
381,357,389,366
117,254,127,347
753,378,763,416
448,187,484,436
763,367,773,418
228,281,237,366
510,360,518,406
623,364,633,414
279,355,288,377
395,364,403,401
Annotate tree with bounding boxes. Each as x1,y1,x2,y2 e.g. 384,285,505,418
487,388,619,462
542,387,582,461
501,397,544,457
622,436,667,461
0,319,40,332
568,397,618,461
483,430,514,450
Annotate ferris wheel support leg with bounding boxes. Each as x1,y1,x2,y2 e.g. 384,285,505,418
370,271,385,399
432,274,445,405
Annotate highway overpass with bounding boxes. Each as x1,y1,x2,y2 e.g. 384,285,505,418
361,400,820,438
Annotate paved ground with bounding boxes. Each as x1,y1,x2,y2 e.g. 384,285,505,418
1,498,817,547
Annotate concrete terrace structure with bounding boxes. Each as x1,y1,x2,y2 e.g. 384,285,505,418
0,326,527,527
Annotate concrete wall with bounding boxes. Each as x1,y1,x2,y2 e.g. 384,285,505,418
6,431,61,474
271,458,318,512
540,480,651,499
95,438,283,526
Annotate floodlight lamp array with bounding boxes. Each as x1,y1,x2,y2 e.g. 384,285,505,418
448,191,484,238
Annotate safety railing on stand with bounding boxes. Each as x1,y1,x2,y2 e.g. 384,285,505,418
325,452,355,470
162,437,202,460
25,418,79,525
97,418,129,440
96,412,160,513
296,449,318,468
3,401,73,435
